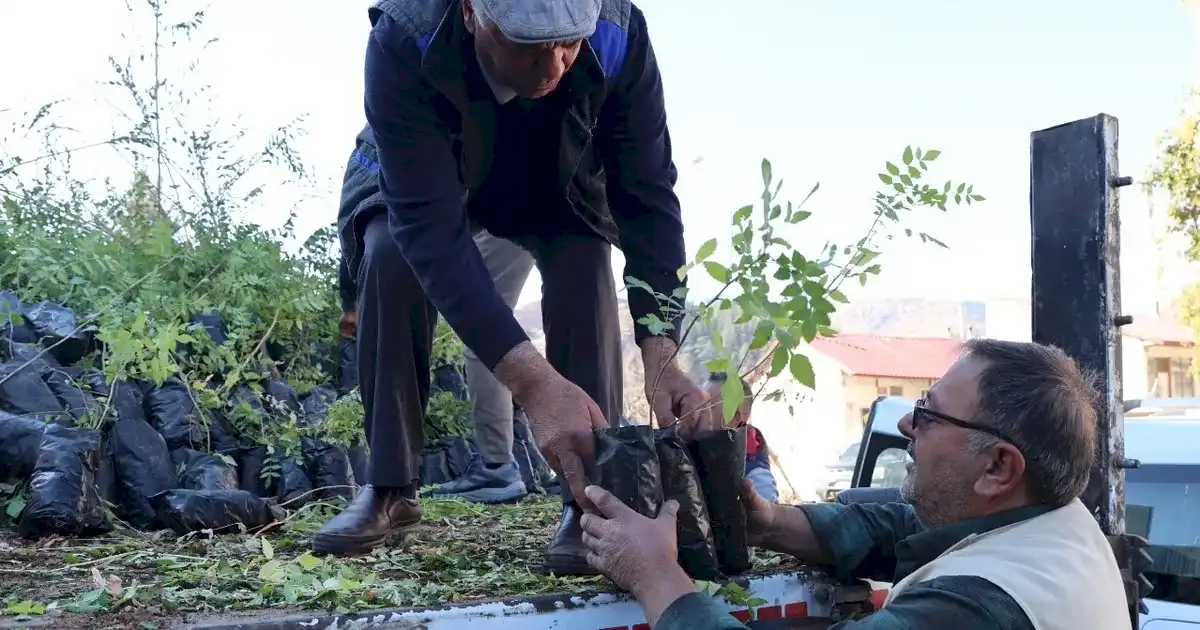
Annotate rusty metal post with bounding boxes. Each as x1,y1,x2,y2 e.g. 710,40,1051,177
1029,114,1125,535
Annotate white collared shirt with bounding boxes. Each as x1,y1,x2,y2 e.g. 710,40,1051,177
476,46,517,104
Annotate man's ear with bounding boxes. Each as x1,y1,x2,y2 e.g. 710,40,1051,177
461,0,477,34
973,443,1026,499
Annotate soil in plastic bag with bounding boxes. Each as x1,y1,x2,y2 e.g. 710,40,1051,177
6,342,61,369
431,364,467,401
110,414,177,529
188,311,228,347
655,427,719,579
151,489,276,535
419,436,474,486
593,425,661,519
23,301,94,365
688,426,751,575
0,291,38,351
347,444,368,487
237,446,313,505
204,411,243,454
80,372,146,424
0,410,47,480
171,448,238,491
18,423,110,537
145,377,206,450
300,436,354,500
337,338,358,395
43,369,100,424
300,385,337,423
0,359,64,421
263,379,303,421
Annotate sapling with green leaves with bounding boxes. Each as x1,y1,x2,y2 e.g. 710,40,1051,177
628,147,983,426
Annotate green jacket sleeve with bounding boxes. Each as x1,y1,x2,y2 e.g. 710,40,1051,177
654,593,748,630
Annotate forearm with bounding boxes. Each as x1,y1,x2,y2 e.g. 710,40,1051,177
759,504,831,563
632,568,749,630
493,341,558,403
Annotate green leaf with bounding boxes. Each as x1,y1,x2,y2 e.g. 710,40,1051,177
6,495,25,519
695,238,718,262
924,149,941,161
721,374,745,425
4,600,45,615
886,162,900,176
761,158,773,186
703,261,730,283
260,536,274,559
878,173,893,185
733,204,753,224
789,353,815,389
903,146,913,165
770,349,789,377
829,289,848,303
296,551,321,571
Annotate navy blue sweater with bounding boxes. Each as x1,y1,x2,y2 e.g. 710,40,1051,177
363,7,685,371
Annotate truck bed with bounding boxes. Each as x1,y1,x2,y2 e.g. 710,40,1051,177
0,495,869,629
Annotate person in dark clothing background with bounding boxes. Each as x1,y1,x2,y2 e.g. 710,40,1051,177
314,0,714,575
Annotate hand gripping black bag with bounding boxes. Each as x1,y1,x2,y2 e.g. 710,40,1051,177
593,424,661,519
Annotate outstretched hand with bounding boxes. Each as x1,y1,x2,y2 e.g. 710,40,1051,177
519,373,608,512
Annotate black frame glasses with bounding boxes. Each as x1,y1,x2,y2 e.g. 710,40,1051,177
912,405,1020,448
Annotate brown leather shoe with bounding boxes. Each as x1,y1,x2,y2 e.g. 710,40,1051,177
312,485,421,556
538,503,600,576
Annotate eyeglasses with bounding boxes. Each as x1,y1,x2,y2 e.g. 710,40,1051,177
912,404,1020,448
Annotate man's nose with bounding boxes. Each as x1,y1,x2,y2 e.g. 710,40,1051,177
898,412,915,439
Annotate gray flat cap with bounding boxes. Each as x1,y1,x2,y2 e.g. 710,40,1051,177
473,0,602,44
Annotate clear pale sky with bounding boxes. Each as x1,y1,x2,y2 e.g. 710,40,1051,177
1,0,1195,309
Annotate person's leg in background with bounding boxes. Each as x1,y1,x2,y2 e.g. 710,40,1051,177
523,232,623,575
431,231,536,503
313,211,434,556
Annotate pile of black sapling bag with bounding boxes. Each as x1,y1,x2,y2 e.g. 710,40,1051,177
593,423,751,580
0,292,556,541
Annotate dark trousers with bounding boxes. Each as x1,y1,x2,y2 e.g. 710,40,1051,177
355,213,623,503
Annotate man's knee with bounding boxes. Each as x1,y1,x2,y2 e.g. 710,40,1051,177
357,212,413,297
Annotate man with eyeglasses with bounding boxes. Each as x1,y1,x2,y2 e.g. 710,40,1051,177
577,338,1131,629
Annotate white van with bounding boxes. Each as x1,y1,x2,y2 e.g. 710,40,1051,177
846,396,1200,629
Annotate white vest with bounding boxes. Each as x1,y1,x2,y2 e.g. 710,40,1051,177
884,499,1130,630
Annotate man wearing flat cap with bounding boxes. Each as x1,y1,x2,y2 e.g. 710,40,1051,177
314,0,714,575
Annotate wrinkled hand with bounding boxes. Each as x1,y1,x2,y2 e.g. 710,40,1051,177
338,310,357,339
521,373,608,512
643,341,717,438
581,486,681,593
740,477,777,547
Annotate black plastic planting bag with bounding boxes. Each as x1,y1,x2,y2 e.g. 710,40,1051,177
513,409,554,493
81,372,146,424
419,436,474,486
431,364,468,401
689,426,751,574
300,385,338,423
23,302,94,365
300,436,355,500
0,359,64,421
43,369,100,424
18,423,110,537
237,446,313,504
0,292,38,351
655,427,719,579
145,377,206,450
111,415,177,529
263,379,303,420
0,410,47,480
593,425,662,519
151,489,275,535
172,448,238,491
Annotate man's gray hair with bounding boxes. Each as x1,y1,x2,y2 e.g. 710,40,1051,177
961,338,1097,507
